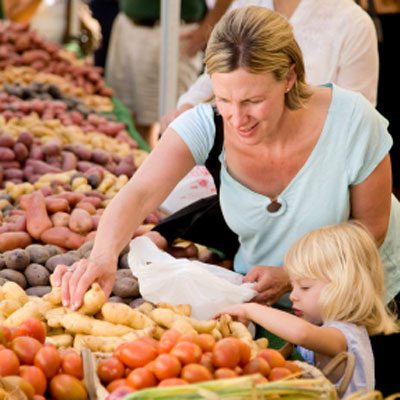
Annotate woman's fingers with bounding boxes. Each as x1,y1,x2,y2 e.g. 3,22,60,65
68,260,91,310
52,264,69,287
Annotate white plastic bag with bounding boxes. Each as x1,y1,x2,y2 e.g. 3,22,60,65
128,237,257,320
160,166,216,214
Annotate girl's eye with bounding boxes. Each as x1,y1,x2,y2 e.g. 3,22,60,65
300,286,309,291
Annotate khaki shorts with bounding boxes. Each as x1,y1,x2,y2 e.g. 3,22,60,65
105,13,203,125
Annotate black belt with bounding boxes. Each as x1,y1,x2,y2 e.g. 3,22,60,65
130,18,201,27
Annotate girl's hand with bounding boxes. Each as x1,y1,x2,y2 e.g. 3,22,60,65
244,266,291,305
211,304,250,320
52,255,117,311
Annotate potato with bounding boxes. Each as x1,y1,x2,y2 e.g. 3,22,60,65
45,253,79,272
76,239,94,258
17,131,34,148
68,208,93,234
0,135,15,148
13,142,29,162
4,168,24,181
43,244,63,257
129,297,147,309
24,263,50,287
91,149,110,165
61,151,78,171
112,277,140,298
0,254,5,269
0,269,27,289
3,249,31,271
25,285,52,297
50,211,70,227
0,232,32,252
25,244,51,265
0,277,8,286
116,269,133,280
64,143,92,161
0,147,15,161
118,253,130,269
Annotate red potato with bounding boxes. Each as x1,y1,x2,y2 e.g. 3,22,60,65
63,144,92,161
42,139,62,157
17,131,34,148
78,196,102,209
40,227,85,250
25,159,62,175
69,208,93,234
0,232,32,252
61,151,78,171
74,201,96,215
13,142,29,162
29,144,44,161
0,147,15,161
20,191,53,240
0,135,15,148
76,161,98,173
52,192,84,207
50,212,70,227
4,168,24,181
0,161,21,169
0,215,26,234
91,214,101,230
84,231,96,243
45,197,70,213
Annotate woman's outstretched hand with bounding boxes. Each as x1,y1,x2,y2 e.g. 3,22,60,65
243,266,291,305
52,255,117,311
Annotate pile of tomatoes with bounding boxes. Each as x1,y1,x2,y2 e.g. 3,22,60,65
0,319,87,400
98,329,302,396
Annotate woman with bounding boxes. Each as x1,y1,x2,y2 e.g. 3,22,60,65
54,6,400,312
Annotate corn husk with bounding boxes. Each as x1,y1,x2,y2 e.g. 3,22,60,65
124,374,338,400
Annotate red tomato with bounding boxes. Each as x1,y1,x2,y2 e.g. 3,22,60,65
181,363,213,383
198,334,216,352
3,375,35,399
19,365,47,395
153,353,181,380
238,340,251,367
157,377,189,387
49,374,88,400
170,341,202,365
178,332,202,348
269,367,293,381
0,349,20,376
97,357,125,384
112,342,130,363
34,346,62,379
32,395,46,400
199,352,215,374
17,319,47,344
106,378,132,393
61,351,84,380
214,367,239,379
212,338,241,368
0,326,12,344
242,357,271,377
157,329,182,354
11,336,42,365
58,348,76,361
120,340,157,369
136,336,159,350
257,349,286,369
126,367,157,390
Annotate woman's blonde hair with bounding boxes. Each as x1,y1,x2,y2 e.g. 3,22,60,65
204,6,313,110
284,221,400,335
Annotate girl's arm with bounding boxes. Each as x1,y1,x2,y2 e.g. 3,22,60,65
350,154,392,246
214,303,347,357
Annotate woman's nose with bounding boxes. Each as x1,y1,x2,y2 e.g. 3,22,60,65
228,105,247,128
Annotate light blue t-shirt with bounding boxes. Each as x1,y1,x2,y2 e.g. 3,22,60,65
297,321,374,396
170,83,400,301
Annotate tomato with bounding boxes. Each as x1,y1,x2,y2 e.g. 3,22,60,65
0,326,11,344
0,344,5,351
126,367,157,390
157,377,189,387
19,365,47,395
58,347,76,360
136,336,159,350
181,363,213,383
212,338,242,369
153,354,181,380
285,360,302,376
269,367,292,381
0,348,20,376
170,341,202,365
49,374,88,400
106,378,132,393
61,351,84,380
157,329,182,354
257,348,286,369
242,357,271,377
3,375,35,399
112,342,130,362
17,319,47,344
120,340,157,369
238,340,251,367
178,332,202,348
34,346,62,379
198,334,216,352
97,357,125,384
32,395,46,400
214,367,238,379
199,352,215,374
11,336,42,365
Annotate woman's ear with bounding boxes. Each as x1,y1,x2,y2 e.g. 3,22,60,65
286,64,297,90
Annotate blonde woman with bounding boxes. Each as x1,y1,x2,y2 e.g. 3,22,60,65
214,222,400,395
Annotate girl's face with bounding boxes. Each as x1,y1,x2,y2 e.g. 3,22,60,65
289,276,328,325
211,68,291,145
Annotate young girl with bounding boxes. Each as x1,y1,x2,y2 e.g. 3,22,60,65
214,221,400,395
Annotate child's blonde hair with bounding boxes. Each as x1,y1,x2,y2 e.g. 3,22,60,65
284,221,400,335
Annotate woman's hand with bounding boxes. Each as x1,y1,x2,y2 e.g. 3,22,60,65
243,266,291,305
52,255,118,311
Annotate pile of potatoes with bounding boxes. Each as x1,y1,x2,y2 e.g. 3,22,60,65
0,21,113,97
